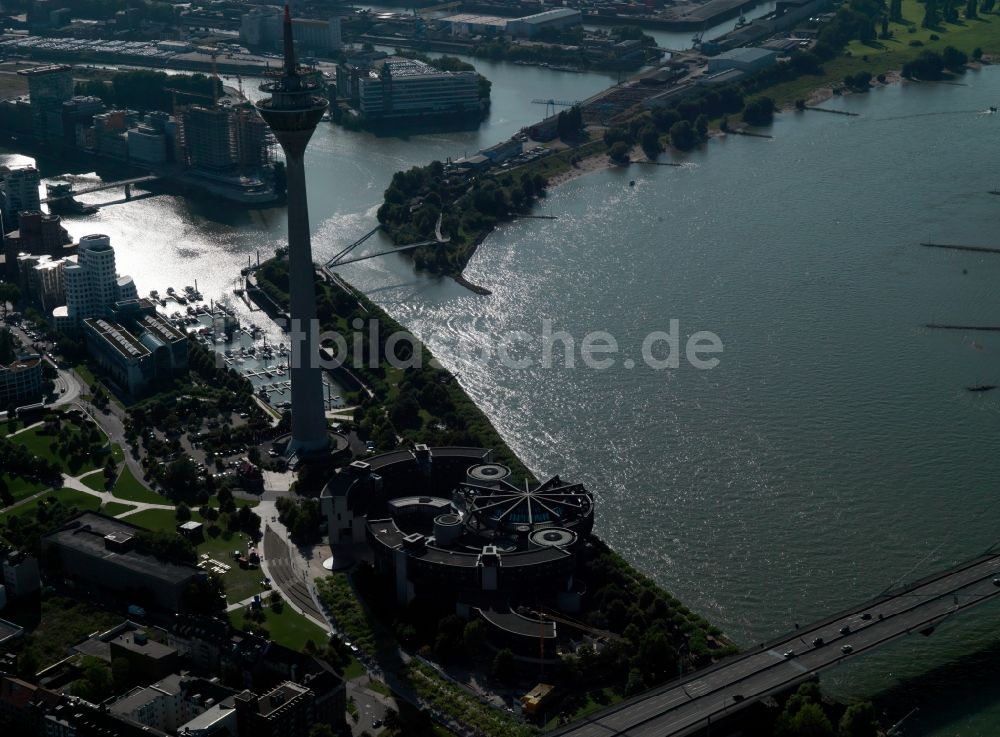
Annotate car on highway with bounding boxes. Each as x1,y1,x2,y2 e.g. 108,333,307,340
841,644,853,654
812,637,824,647
783,650,796,659
732,694,744,702
993,578,1000,587
839,625,851,635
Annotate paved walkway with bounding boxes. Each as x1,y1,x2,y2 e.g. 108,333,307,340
4,421,43,438
59,472,175,516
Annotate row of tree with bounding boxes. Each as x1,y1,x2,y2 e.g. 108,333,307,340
75,70,221,115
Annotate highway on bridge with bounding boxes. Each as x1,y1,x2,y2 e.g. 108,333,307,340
551,552,1000,737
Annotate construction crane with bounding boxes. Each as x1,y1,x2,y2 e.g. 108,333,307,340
528,606,624,675
531,607,624,643
211,52,220,106
164,86,216,114
531,98,580,118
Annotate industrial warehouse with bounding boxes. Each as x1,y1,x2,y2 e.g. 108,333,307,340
321,446,595,661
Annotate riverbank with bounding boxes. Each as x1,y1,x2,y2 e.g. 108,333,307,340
247,255,742,727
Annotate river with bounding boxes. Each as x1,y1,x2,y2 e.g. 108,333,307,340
9,53,1000,734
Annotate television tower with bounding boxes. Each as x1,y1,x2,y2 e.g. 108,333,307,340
255,6,329,455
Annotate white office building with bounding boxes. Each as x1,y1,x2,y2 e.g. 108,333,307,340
56,234,136,329
355,57,480,119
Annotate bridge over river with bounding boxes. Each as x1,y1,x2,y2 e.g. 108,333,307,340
552,551,1000,737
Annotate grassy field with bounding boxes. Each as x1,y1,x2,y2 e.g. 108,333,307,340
127,508,265,603
111,465,166,505
16,424,107,477
99,501,136,516
124,507,182,532
766,3,1000,105
81,470,108,492
1,475,49,504
194,529,265,603
0,488,102,525
233,603,329,652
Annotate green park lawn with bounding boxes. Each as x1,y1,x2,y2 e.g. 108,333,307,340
111,465,166,505
0,488,101,525
127,508,265,603
766,3,1000,105
233,604,329,652
1,475,49,505
81,470,108,492
99,501,136,516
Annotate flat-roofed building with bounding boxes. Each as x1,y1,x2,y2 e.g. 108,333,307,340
349,56,479,120
234,681,317,737
84,316,153,392
41,512,206,611
0,166,41,232
506,7,582,37
108,630,180,681
0,354,42,408
82,299,187,395
127,125,168,164
18,65,73,141
438,7,581,37
707,47,778,74
110,673,235,733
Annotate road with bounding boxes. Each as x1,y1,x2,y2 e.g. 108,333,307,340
261,522,331,630
552,553,1000,737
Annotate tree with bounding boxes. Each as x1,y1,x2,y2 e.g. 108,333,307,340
902,50,945,79
890,0,903,21
742,97,776,126
636,631,677,682
557,105,584,139
72,658,113,702
941,45,968,70
163,458,200,498
786,702,835,737
490,648,515,682
0,282,19,317
463,619,487,658
175,502,192,522
838,702,878,737
694,114,709,138
639,125,663,158
624,667,645,696
608,141,631,164
922,0,941,26
669,119,696,151
965,0,978,17
309,725,336,737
